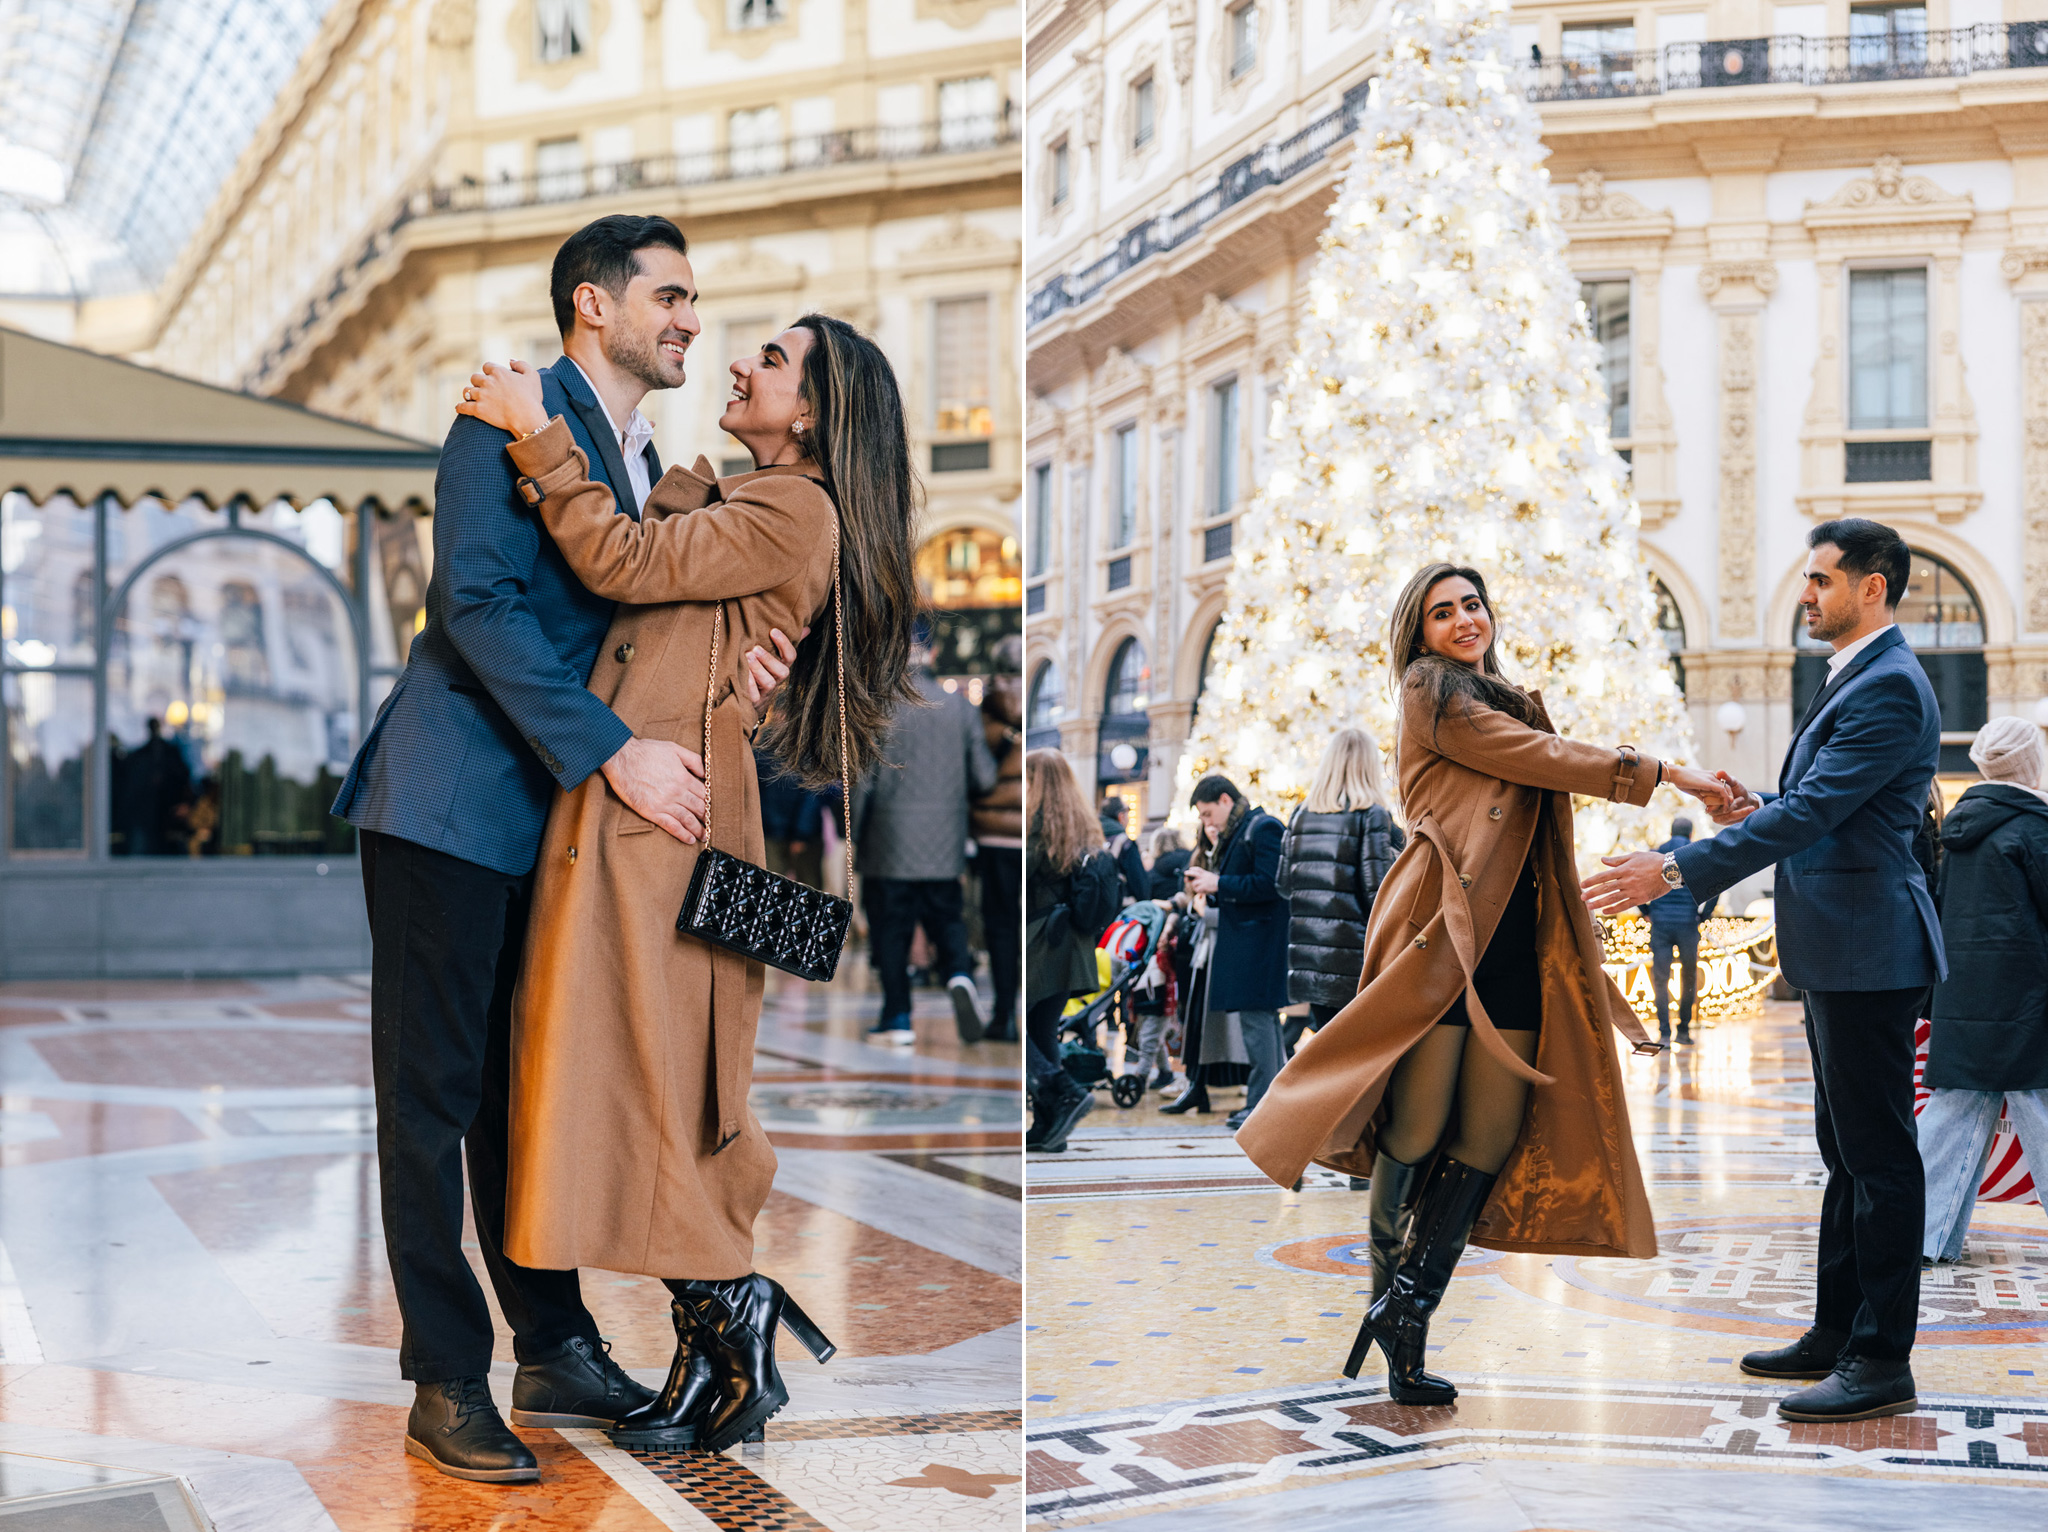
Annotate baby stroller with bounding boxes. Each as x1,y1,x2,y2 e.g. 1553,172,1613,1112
1059,901,1175,1107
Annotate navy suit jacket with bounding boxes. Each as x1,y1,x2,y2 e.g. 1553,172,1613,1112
1672,624,1946,993
332,360,661,875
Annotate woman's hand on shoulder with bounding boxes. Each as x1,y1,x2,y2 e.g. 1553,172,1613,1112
458,359,551,439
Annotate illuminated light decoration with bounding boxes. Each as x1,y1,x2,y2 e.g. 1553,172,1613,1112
1599,913,1780,1025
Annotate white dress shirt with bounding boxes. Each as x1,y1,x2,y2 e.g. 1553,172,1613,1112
1825,624,1890,685
561,356,654,512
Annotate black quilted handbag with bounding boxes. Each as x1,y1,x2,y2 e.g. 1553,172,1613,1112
676,519,854,982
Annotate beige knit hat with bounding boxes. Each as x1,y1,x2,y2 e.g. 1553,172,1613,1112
1969,714,2046,788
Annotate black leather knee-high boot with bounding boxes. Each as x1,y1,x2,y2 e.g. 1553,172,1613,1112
1365,1151,1427,1307
609,1301,721,1448
1344,1156,1495,1402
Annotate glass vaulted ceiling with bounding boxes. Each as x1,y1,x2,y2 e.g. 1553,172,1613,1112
0,0,337,299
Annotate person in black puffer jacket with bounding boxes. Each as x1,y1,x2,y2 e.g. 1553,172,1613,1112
1918,716,2048,1263
1280,727,1405,1057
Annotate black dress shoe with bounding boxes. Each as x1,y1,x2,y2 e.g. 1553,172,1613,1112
1740,1325,1847,1380
610,1302,720,1448
1777,1356,1917,1422
405,1377,539,1483
511,1333,655,1428
1226,1108,1251,1130
675,1275,837,1452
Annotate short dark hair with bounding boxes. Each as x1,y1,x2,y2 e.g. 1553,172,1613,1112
1672,816,1694,839
550,215,689,336
1809,517,1910,609
1102,795,1128,822
1190,774,1241,807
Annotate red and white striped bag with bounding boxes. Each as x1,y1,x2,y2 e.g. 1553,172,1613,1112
1913,1017,2040,1205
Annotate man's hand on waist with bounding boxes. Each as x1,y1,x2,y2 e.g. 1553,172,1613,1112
602,737,707,844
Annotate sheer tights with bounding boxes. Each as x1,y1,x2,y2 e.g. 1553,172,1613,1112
1376,1022,1539,1175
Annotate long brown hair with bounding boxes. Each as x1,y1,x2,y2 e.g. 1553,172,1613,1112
1386,562,1539,740
755,313,924,787
1026,749,1103,874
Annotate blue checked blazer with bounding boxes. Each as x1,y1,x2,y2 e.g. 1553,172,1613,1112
332,360,661,875
1672,624,1946,993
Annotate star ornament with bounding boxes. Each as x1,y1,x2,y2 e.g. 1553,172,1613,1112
884,1462,1023,1499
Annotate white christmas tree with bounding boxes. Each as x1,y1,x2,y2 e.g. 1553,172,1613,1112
1180,0,1697,863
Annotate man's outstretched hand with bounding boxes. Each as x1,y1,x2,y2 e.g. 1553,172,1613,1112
742,626,807,708
602,737,706,844
1710,770,1763,826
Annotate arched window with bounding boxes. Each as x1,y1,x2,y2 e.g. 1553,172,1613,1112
1026,659,1063,751
1650,575,1686,694
1791,548,1985,771
1193,620,1221,704
1104,636,1150,717
1099,636,1150,784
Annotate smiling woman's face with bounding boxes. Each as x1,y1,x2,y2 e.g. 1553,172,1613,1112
1419,575,1493,667
719,326,813,446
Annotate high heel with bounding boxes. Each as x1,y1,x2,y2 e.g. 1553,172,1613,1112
778,1295,838,1363
609,1301,720,1448
1159,1067,1209,1115
1343,1156,1495,1403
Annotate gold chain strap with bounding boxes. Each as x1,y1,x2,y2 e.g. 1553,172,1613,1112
696,514,853,890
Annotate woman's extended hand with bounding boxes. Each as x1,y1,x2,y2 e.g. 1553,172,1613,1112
457,359,551,439
1665,763,1746,819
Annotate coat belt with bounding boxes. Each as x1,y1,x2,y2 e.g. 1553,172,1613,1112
1410,812,1553,1088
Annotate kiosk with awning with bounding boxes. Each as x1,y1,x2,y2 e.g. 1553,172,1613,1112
0,326,438,977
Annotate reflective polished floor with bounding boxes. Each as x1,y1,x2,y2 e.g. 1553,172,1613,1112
1026,1002,2048,1529
0,960,1021,1530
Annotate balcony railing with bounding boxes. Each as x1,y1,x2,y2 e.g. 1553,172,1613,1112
245,110,1017,389
1524,22,2048,100
1029,26,2048,330
1029,81,1373,327
425,107,1020,216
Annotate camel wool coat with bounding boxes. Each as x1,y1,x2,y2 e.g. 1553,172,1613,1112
1235,672,1665,1259
499,417,837,1278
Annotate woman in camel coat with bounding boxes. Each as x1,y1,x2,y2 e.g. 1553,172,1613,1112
462,314,920,1454
1237,561,1730,1404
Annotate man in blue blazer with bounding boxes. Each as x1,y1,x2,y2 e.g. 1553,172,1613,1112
332,215,793,1482
1589,518,1943,1426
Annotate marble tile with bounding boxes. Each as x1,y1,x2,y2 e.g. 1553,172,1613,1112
0,1424,336,1532
33,1029,372,1089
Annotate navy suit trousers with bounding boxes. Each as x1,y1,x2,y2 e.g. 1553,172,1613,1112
361,830,599,1381
1805,986,1925,1360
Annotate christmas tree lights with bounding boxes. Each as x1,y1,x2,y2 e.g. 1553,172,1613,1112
1179,0,1698,863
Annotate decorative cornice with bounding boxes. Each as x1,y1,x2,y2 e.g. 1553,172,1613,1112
1558,169,1667,229
1803,155,1974,236
2003,246,2048,284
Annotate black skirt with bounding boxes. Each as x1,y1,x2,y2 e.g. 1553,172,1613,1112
1436,855,1542,1033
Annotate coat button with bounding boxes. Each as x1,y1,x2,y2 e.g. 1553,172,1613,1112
568,846,577,864
1488,806,1503,820
1459,874,1471,888
616,643,635,663
1414,936,1428,949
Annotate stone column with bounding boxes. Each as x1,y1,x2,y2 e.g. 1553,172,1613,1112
2005,248,2048,636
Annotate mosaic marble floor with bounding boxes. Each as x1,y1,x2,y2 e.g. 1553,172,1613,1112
1025,1002,2048,1528
0,959,1021,1530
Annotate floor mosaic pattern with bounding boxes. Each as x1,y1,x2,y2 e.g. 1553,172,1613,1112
0,961,1021,1530
1025,1001,2048,1527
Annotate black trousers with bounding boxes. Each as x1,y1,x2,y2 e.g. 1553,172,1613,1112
1649,922,1700,1031
864,876,973,1021
361,830,599,1383
1804,987,1925,1360
979,848,1023,1030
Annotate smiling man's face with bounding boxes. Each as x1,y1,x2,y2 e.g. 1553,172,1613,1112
598,245,700,391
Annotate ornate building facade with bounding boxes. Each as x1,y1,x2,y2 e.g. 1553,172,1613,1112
113,0,1025,671
1025,0,2048,828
